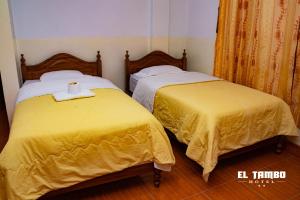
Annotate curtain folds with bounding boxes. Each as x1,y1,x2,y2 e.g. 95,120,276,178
214,0,300,127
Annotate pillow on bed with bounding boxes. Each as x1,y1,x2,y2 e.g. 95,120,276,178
40,70,83,82
138,65,182,76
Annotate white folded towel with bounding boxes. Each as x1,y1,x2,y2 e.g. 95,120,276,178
53,89,95,101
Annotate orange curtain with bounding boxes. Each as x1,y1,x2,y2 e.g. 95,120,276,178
214,0,300,127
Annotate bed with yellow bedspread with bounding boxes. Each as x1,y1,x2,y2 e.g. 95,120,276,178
0,88,175,200
153,80,298,180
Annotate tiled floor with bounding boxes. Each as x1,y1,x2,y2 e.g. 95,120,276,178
48,139,300,200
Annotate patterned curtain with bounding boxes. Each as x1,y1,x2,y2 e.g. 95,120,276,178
214,0,300,127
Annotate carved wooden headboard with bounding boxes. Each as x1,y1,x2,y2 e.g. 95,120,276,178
124,50,187,92
21,51,102,82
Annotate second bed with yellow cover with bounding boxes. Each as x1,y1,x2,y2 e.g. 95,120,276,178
153,80,298,180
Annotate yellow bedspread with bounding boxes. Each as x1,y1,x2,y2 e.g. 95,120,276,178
153,80,298,180
0,89,175,200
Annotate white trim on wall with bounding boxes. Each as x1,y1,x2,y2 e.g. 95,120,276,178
0,0,20,124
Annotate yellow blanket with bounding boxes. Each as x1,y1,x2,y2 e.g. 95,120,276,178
153,81,298,180
0,89,175,200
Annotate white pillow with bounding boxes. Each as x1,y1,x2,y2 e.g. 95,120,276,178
132,71,150,79
40,70,83,82
138,65,182,76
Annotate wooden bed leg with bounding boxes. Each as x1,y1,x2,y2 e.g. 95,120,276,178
153,168,161,188
275,136,286,154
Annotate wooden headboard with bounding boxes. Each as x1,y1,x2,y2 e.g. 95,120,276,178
124,50,187,92
21,51,102,82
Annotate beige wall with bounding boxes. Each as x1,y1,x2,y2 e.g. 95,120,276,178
168,37,216,74
168,37,186,58
168,0,218,75
0,0,20,123
186,37,216,74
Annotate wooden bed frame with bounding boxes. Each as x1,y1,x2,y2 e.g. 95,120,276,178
124,49,285,162
21,52,102,82
20,51,161,199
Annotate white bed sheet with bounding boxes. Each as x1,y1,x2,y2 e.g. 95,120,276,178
132,71,220,112
130,74,142,92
